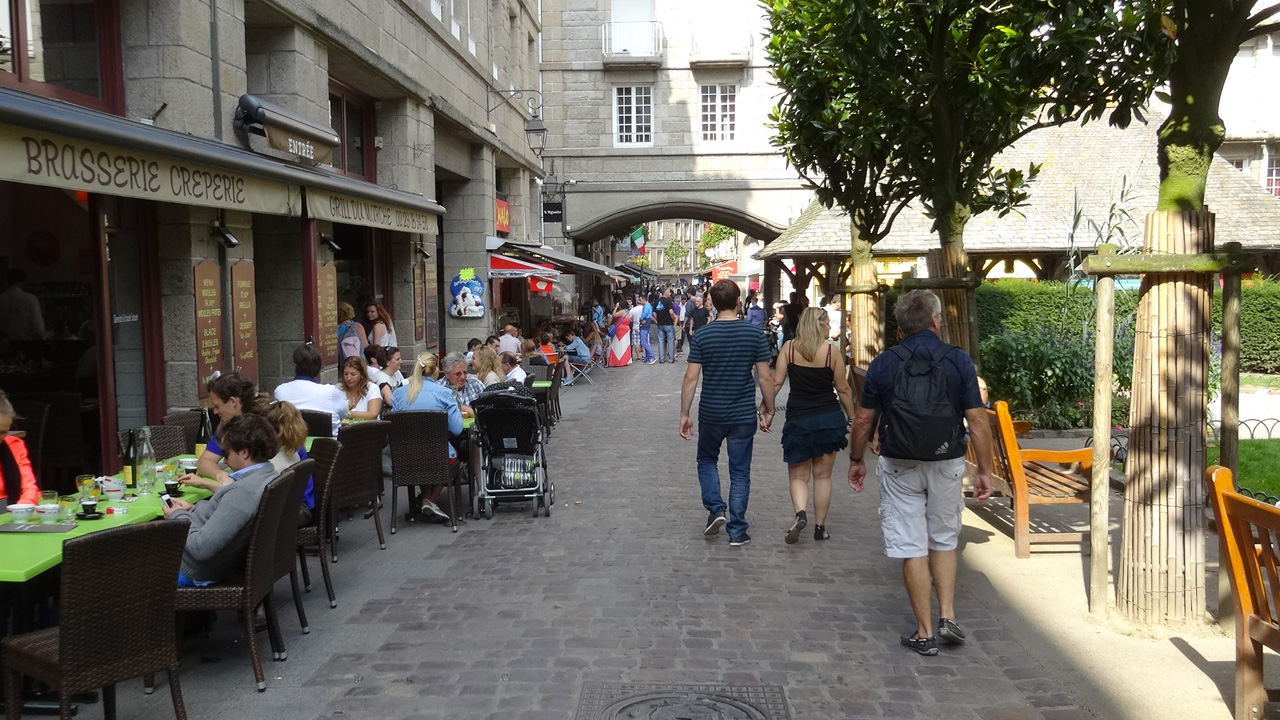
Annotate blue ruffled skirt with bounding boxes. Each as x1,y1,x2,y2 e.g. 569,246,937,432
781,409,849,465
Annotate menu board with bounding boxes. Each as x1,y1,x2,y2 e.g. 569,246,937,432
193,260,222,398
317,261,338,365
423,260,439,349
231,261,258,382
413,261,425,341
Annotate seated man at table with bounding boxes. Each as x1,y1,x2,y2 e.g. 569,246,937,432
164,415,279,586
438,351,487,417
274,344,348,435
500,351,526,384
562,328,591,365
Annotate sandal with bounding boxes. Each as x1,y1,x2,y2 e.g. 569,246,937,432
785,510,807,545
814,524,829,541
900,633,939,656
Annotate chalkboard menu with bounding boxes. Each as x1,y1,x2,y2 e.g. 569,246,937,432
194,260,222,398
423,261,439,349
413,261,425,341
317,262,338,365
231,261,258,382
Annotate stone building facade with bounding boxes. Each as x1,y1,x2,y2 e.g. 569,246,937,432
1218,30,1280,196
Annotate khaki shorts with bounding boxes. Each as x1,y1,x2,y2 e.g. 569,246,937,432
877,456,966,559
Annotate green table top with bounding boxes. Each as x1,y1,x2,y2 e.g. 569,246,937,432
0,456,212,583
531,380,551,389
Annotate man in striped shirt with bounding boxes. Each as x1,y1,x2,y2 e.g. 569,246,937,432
679,280,775,546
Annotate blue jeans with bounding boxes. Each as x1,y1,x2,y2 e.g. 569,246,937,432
639,323,655,362
696,421,756,538
656,324,675,362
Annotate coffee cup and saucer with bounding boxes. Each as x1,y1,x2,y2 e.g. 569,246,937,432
76,497,103,520
163,479,184,497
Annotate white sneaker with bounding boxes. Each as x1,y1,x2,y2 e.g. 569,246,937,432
423,501,448,520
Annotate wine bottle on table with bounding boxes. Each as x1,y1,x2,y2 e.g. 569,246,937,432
195,407,213,457
122,428,136,488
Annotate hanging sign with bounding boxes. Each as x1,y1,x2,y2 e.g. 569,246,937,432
413,261,426,341
193,260,223,398
495,198,511,233
542,201,562,223
449,269,486,318
231,261,258,382
317,262,338,365
529,277,554,293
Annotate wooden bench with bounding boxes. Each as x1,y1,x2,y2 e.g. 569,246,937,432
965,400,1094,558
1209,465,1280,720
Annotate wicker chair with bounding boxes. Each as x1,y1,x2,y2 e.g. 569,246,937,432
10,399,49,480
547,360,564,423
162,411,202,454
271,458,315,644
2,521,190,720
296,438,340,608
173,469,295,692
116,426,189,464
300,410,335,438
329,421,390,559
387,410,465,533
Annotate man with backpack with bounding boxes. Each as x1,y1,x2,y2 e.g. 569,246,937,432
847,290,994,657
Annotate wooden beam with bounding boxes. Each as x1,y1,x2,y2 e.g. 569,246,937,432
896,276,982,290
1082,251,1255,276
843,283,891,295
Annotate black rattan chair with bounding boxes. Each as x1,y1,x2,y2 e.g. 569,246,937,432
162,411,202,454
387,411,465,533
173,469,294,692
329,421,390,558
2,521,190,720
116,426,188,464
548,360,564,423
271,458,314,646
300,410,334,438
297,438,340,608
10,399,49,480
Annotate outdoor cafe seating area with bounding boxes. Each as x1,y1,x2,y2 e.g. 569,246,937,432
0,358,582,718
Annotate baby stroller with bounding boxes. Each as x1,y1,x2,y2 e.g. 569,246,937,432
471,383,553,519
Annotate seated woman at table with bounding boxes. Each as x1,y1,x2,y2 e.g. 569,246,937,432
521,338,548,366
265,400,315,527
338,357,383,420
472,347,505,386
0,390,40,507
390,352,463,520
184,372,269,489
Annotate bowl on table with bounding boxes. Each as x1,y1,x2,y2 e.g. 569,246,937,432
8,503,34,523
179,458,198,474
35,504,61,524
101,478,126,501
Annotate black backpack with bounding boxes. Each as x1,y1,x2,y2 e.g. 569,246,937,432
878,343,966,461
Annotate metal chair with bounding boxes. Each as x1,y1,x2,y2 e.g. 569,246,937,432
565,357,594,386
329,421,390,558
116,426,188,463
387,411,466,533
173,469,295,692
2,521,190,720
300,410,335,437
297,438,340,608
270,458,315,649
162,411,202,454
10,399,49,480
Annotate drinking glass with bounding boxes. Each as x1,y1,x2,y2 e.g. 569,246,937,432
40,490,58,506
77,474,98,501
137,472,156,496
59,495,77,522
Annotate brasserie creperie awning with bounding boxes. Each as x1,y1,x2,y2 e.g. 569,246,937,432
0,87,444,230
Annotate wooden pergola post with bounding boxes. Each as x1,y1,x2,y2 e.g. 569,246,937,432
1088,244,1117,616
1218,240,1244,631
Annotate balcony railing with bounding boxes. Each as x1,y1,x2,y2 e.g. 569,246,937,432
690,28,752,68
601,21,665,68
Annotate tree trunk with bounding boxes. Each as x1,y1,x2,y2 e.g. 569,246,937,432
848,222,882,369
1117,210,1213,627
933,204,979,367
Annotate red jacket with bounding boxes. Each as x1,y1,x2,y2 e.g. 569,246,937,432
1,435,40,505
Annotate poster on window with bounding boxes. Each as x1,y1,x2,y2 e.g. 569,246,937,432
449,269,486,318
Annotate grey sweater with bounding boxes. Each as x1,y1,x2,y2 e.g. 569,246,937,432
170,463,277,582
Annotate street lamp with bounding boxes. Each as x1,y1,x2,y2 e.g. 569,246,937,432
486,88,548,157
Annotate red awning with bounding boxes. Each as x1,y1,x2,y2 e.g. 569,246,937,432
489,254,560,280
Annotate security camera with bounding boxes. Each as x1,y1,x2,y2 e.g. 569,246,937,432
211,225,240,249
320,234,341,252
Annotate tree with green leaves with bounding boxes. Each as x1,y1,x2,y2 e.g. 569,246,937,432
765,0,1173,363
696,224,736,271
664,235,686,273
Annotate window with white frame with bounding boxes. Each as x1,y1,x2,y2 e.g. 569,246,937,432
614,86,653,144
1268,155,1280,197
700,84,736,141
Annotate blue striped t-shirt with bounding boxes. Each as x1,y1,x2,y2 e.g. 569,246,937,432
687,319,772,424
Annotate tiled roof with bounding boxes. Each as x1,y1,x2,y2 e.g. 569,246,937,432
756,113,1280,259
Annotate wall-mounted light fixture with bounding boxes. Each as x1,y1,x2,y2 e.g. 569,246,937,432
320,233,341,252
211,222,240,249
416,243,432,260
486,88,549,157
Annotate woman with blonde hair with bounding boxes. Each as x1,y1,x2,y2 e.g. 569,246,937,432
390,352,463,519
770,306,857,544
337,356,383,420
264,400,316,526
472,347,505,386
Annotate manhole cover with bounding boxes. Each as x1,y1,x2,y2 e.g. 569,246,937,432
575,682,790,720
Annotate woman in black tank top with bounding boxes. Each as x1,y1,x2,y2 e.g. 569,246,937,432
767,307,858,543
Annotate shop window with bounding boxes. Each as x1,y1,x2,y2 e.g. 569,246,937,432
328,82,377,181
1267,155,1280,197
700,84,735,142
0,0,123,112
614,85,652,145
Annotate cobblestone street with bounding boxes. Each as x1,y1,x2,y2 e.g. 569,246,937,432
117,362,1150,719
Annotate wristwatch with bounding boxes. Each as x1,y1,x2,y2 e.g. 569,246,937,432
849,457,864,464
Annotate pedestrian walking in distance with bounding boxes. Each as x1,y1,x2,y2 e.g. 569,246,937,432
679,280,775,547
769,307,857,544
847,290,994,656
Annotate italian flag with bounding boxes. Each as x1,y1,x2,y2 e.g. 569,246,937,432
629,226,647,254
